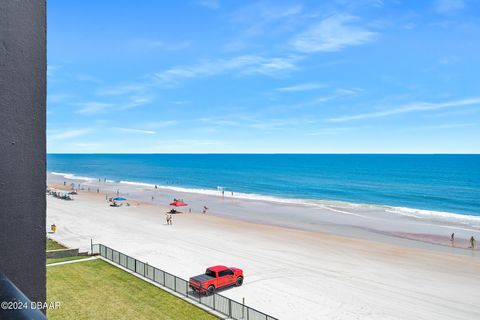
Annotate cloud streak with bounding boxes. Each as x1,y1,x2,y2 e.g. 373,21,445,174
328,98,480,122
291,14,377,52
276,83,326,92
154,55,301,86
75,96,152,115
48,128,92,141
114,128,157,134
435,0,466,14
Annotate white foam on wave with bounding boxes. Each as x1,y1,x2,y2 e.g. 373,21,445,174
50,171,96,182
120,180,318,206
385,206,480,228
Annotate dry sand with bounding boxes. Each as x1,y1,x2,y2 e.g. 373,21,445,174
47,187,480,320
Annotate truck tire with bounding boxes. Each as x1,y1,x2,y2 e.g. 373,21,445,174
207,285,215,294
235,277,243,286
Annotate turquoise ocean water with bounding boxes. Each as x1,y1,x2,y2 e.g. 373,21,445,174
47,154,480,217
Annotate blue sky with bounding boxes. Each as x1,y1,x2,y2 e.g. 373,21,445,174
47,0,480,153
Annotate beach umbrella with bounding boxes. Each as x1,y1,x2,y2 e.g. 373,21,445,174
113,197,127,201
170,200,188,206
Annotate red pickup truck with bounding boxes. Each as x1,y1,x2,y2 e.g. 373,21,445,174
189,265,243,294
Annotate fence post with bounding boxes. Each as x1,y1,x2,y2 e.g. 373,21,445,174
90,238,93,254
213,293,216,310
134,258,137,273
163,270,166,286
243,297,246,320
174,275,177,292
229,299,232,318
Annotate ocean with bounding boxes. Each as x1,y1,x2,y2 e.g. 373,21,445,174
47,154,480,217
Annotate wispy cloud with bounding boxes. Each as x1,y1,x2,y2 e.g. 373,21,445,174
276,83,326,92
48,128,92,141
75,95,152,114
75,102,116,114
290,88,362,108
435,0,466,14
48,94,71,104
113,127,157,135
47,65,61,77
96,84,147,96
305,126,362,136
195,0,219,10
328,97,480,122
154,55,300,86
225,3,303,51
291,14,377,52
77,74,101,83
416,123,475,130
144,120,179,129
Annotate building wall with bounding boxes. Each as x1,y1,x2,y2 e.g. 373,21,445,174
0,0,46,304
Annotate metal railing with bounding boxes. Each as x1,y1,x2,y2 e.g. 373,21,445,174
92,244,278,320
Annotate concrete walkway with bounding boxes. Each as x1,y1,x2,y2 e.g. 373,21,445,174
46,256,98,267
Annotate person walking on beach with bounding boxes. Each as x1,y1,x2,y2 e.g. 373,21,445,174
470,236,476,249
450,233,455,242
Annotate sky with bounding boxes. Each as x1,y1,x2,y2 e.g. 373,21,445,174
47,0,480,153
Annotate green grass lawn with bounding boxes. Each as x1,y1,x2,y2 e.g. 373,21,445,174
47,238,67,250
47,255,91,265
47,259,218,320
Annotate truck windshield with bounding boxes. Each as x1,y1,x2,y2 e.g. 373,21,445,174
205,269,216,277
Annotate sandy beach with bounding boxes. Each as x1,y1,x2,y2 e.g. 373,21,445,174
47,174,480,320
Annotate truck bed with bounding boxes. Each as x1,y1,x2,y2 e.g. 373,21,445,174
190,274,215,282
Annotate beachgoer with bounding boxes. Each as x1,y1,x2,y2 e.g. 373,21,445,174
152,196,154,201
189,208,191,213
450,233,455,242
222,190,225,198
169,215,173,225
155,185,158,189
470,236,476,249
63,181,66,186
231,192,234,196
203,206,208,214
97,188,99,193
166,215,169,225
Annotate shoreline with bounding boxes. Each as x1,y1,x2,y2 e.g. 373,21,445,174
49,171,480,227
48,172,480,255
